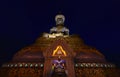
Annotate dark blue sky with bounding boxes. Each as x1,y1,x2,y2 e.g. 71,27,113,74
0,0,120,67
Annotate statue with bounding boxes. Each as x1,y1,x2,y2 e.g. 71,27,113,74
51,56,67,77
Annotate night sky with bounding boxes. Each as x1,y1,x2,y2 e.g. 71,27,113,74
0,0,120,67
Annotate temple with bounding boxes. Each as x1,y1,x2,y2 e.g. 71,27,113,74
0,14,119,77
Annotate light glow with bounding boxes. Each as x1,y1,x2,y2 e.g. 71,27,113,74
52,45,67,56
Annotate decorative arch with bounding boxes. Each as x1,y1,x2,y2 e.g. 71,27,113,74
43,38,75,58
52,45,67,56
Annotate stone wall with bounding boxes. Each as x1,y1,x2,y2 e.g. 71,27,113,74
75,67,119,77
0,67,43,77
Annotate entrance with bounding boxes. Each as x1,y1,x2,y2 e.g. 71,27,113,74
51,57,67,77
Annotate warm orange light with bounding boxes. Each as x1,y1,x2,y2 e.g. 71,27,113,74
52,45,67,56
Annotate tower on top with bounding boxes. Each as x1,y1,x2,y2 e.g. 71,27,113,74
43,14,69,38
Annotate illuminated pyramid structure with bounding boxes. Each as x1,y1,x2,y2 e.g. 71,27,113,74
0,14,119,77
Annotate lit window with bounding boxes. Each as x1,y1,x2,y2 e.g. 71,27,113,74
75,64,78,67
104,64,107,67
101,64,103,67
20,64,22,67
30,64,33,67
25,64,28,67
110,64,113,67
108,64,110,67
85,64,88,67
8,64,9,67
15,64,17,67
91,64,93,67
35,64,38,67
96,64,98,67
80,64,83,67
40,64,43,67
11,64,13,67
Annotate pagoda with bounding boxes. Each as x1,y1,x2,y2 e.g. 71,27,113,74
0,14,119,77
